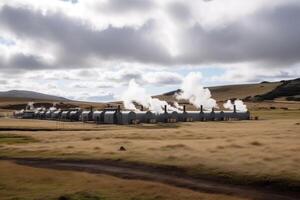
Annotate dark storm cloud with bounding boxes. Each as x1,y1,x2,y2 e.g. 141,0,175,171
0,53,49,71
179,3,300,66
0,5,171,70
0,2,300,71
9,53,48,69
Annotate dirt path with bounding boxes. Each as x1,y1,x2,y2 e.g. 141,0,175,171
4,158,299,200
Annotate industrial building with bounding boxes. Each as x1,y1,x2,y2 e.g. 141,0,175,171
60,110,71,121
15,104,250,124
115,111,137,125
92,111,104,124
81,110,93,122
135,111,156,123
69,110,82,121
103,111,117,124
45,110,53,119
51,110,62,120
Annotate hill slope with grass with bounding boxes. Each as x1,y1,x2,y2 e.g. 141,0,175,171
157,81,283,102
254,78,300,101
0,90,69,102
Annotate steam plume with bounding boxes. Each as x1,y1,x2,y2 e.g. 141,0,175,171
176,72,217,111
173,102,183,111
27,102,35,110
223,99,247,112
49,103,57,111
121,79,180,113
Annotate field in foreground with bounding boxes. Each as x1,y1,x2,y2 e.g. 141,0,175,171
1,160,246,200
0,109,299,199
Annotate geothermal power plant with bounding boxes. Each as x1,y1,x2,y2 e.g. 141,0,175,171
14,104,250,125
14,75,251,124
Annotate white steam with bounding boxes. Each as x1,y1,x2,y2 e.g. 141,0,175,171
176,72,217,111
122,73,248,113
27,102,35,110
173,101,183,111
223,99,247,112
49,103,57,111
121,79,180,113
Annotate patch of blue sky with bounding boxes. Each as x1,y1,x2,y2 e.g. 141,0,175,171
60,0,78,4
0,36,15,46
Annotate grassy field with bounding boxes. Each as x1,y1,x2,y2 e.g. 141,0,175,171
0,161,246,200
0,109,299,195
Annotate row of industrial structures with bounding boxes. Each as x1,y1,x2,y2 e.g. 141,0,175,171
14,105,250,125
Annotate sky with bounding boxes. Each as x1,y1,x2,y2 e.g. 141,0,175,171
0,0,299,102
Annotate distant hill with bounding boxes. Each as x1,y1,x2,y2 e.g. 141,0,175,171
254,78,300,101
0,90,69,102
158,81,283,102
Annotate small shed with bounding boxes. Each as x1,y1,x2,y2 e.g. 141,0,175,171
202,111,215,121
223,111,250,120
156,111,178,123
115,111,137,125
214,111,224,121
178,111,200,122
39,110,47,119
51,110,62,120
103,111,117,124
22,111,35,119
69,110,81,121
45,110,53,119
92,111,105,124
81,111,93,122
135,111,156,123
60,110,70,121
235,111,250,120
34,110,40,119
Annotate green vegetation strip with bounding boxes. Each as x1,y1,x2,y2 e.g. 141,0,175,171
0,134,38,144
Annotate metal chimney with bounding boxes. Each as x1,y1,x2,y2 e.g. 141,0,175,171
164,105,167,113
183,105,186,113
233,105,237,113
200,105,203,113
117,105,121,113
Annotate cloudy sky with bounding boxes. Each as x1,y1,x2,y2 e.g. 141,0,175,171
0,0,299,101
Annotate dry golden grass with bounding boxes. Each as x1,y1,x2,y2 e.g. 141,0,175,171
156,82,281,104
208,82,281,101
0,110,299,188
0,161,245,200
